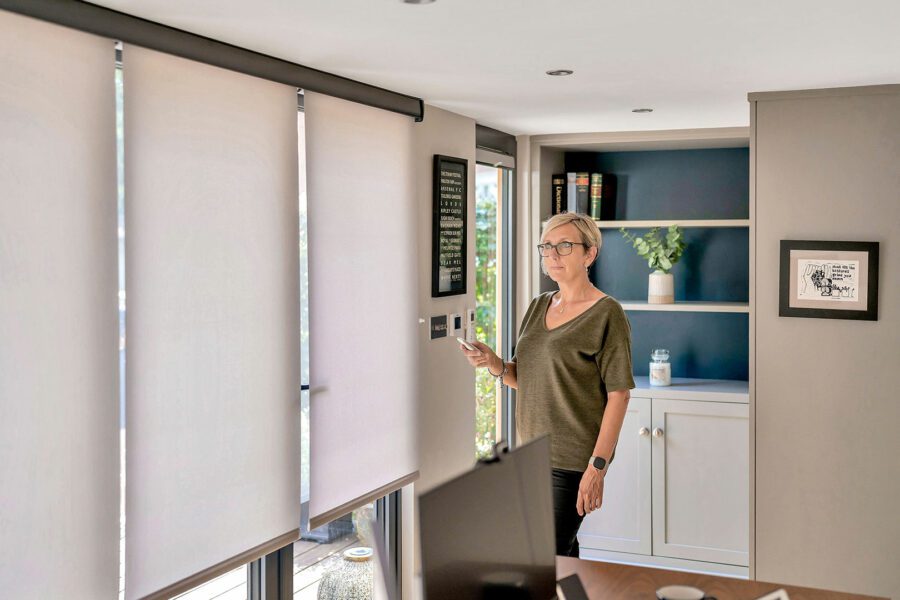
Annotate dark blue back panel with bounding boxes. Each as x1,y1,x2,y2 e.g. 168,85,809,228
563,146,750,381
566,147,749,220
592,227,749,302
624,312,749,381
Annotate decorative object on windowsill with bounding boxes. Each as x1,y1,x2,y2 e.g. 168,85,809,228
778,240,879,321
649,348,672,387
317,547,375,600
620,225,686,304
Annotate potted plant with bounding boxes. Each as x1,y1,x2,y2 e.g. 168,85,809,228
620,225,686,304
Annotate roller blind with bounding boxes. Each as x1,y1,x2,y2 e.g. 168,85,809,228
123,46,301,599
304,92,419,529
0,10,118,599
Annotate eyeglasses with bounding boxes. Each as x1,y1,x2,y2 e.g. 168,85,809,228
536,241,588,257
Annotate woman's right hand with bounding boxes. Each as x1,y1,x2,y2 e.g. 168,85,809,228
459,341,502,374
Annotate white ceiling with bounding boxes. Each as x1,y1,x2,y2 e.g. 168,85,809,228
94,0,900,135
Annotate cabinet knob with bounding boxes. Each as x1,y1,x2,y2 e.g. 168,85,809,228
639,427,650,437
652,427,664,438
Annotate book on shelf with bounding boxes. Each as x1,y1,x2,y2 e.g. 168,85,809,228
551,173,566,215
589,173,617,220
575,172,590,213
566,172,577,213
590,173,603,219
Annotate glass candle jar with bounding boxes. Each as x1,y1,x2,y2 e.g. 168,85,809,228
649,348,671,387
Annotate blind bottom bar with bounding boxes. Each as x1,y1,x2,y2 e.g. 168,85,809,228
138,528,300,600
309,471,419,531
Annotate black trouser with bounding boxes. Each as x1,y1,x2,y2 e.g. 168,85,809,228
552,468,586,557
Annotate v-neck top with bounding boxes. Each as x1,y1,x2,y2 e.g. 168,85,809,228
512,291,635,471
544,292,610,331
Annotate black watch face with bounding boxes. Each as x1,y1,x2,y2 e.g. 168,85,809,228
592,456,607,470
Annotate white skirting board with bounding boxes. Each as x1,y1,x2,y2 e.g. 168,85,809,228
578,547,749,579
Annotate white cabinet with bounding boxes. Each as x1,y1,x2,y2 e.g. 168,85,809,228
651,398,749,566
577,396,651,555
578,379,749,573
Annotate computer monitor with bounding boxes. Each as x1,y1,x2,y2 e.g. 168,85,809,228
418,436,557,600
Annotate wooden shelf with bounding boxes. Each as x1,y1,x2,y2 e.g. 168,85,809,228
619,301,749,313
595,219,750,229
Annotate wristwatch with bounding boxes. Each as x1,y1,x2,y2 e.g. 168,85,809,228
588,455,607,472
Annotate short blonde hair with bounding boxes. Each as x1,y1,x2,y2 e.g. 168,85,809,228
540,212,602,274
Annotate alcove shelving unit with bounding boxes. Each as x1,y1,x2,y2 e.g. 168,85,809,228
525,127,754,578
529,128,752,382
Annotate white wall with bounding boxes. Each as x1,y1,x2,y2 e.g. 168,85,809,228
752,85,900,599
401,104,477,599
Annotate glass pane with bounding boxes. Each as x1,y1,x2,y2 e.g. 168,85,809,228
475,164,502,459
298,109,310,504
293,503,376,599
116,53,127,600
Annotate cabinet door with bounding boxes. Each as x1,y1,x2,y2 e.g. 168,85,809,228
651,398,749,566
577,396,651,555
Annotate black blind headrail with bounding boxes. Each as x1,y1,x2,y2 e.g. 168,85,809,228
1,0,425,121
476,124,517,156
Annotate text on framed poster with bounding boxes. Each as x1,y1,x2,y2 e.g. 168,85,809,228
432,155,468,297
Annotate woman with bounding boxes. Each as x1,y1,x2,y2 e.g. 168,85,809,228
460,212,635,557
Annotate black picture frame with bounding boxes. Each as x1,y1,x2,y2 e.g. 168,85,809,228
432,154,468,297
779,240,879,320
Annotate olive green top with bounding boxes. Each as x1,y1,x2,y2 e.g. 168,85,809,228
512,291,635,471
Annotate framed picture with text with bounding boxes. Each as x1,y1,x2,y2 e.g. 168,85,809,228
432,154,468,297
779,240,879,320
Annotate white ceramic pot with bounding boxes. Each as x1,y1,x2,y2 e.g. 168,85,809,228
648,270,674,304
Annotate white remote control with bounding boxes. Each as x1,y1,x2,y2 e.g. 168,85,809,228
456,337,480,353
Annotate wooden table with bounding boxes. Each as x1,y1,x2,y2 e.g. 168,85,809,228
557,557,888,600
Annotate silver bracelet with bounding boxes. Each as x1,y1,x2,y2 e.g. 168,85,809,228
488,360,507,384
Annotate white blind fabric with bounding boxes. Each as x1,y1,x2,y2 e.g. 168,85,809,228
123,46,301,599
0,11,119,599
304,92,419,529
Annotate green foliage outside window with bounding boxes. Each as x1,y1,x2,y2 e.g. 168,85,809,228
475,177,499,460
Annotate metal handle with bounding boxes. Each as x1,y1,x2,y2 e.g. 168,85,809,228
652,427,664,438
639,427,650,437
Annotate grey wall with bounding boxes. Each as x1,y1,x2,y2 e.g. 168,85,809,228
402,104,477,599
753,85,900,599
413,104,477,494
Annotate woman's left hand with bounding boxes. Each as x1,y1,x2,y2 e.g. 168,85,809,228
576,467,605,517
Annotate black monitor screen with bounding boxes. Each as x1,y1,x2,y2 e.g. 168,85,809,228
418,436,556,600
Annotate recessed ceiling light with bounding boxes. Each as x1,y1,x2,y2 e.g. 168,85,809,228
401,0,435,4
632,108,654,113
546,69,574,77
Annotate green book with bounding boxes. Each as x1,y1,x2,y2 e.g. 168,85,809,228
590,173,603,219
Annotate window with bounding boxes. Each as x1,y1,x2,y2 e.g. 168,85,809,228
293,504,375,598
296,103,401,599
474,163,514,458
